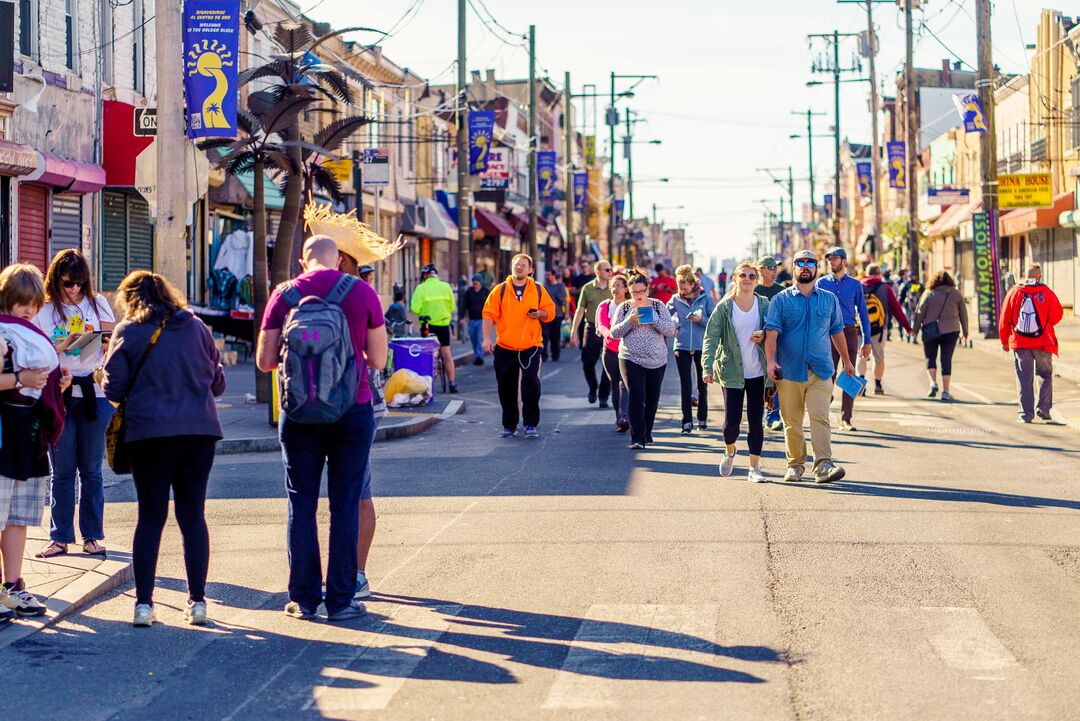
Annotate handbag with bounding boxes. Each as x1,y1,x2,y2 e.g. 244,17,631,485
105,317,169,474
920,292,946,342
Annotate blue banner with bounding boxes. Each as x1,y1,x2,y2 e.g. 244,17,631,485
824,194,833,219
856,161,873,199
572,172,588,211
469,110,495,175
183,0,240,139
952,92,988,134
538,151,557,200
614,199,625,226
887,141,906,189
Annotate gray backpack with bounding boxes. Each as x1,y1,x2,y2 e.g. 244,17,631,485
278,275,359,423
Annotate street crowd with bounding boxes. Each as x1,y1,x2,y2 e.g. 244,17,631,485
0,228,1062,630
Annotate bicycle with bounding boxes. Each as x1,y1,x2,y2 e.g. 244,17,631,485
418,315,449,394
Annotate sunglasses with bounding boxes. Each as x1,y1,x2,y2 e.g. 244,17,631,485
738,272,758,279
62,280,86,289
794,260,817,268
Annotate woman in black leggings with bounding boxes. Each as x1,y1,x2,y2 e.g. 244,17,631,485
913,271,968,402
103,271,225,628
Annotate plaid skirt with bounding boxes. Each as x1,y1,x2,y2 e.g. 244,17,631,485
0,476,47,528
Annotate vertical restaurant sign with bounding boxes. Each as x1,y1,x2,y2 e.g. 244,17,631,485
468,110,495,174
887,141,906,189
572,171,588,211
0,2,13,94
951,92,988,134
183,0,240,139
537,151,557,200
824,194,834,219
856,161,873,199
583,135,596,166
972,211,999,333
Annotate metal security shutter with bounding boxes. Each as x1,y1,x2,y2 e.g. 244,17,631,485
101,190,128,291
127,194,154,272
17,184,48,271
50,193,82,259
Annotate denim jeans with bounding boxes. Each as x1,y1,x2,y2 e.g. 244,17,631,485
48,395,115,544
280,402,376,614
468,318,484,359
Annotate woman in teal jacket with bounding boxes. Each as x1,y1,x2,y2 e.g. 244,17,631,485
667,265,716,434
702,262,771,483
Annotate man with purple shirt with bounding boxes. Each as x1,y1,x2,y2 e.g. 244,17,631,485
256,235,388,623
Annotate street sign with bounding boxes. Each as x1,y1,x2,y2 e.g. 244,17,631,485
928,187,970,206
361,148,389,186
134,108,157,136
583,136,596,166
322,157,351,183
479,148,509,189
972,211,1000,334
998,173,1052,209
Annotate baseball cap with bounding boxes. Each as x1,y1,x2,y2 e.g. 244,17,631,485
793,249,818,263
823,246,847,259
421,263,438,275
359,264,374,275
756,256,778,270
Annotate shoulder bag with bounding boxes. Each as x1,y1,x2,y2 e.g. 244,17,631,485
920,292,945,342
105,316,169,474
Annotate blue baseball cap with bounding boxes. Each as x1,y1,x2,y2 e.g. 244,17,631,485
824,247,847,259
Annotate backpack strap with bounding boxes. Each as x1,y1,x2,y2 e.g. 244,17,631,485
325,274,358,306
278,281,304,309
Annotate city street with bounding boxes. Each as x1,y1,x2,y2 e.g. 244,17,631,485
5,339,1078,721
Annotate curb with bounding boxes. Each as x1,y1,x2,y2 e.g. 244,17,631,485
0,553,133,650
216,399,467,455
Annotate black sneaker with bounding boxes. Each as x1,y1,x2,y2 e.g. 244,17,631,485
645,434,654,445
472,358,484,366
588,391,597,404
599,399,609,409
449,383,459,394
874,381,885,395
1037,411,1052,421
697,420,708,430
681,423,693,435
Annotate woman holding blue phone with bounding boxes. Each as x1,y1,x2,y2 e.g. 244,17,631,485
33,250,116,559
610,270,676,449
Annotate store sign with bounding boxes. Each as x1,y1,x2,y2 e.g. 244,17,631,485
478,148,509,189
361,148,389,186
998,173,1052,209
183,0,240,139
322,157,351,183
972,211,999,334
887,141,906,189
928,187,970,206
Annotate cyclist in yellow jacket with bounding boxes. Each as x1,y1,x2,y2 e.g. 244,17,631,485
410,264,458,393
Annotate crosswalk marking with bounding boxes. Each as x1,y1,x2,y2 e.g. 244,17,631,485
921,607,1020,672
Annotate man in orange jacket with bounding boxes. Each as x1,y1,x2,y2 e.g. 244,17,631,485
999,264,1064,423
482,253,556,439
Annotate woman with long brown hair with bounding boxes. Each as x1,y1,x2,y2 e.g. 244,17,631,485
912,270,968,401
33,250,116,560
103,271,225,627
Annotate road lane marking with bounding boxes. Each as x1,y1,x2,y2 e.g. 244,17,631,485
949,382,995,405
921,607,1020,672
542,367,564,380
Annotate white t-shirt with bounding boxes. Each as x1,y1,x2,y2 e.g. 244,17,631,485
732,297,764,379
32,295,116,397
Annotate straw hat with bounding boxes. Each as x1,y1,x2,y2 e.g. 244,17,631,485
303,201,404,265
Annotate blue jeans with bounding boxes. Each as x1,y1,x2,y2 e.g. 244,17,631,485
280,403,375,614
468,318,484,359
48,396,115,544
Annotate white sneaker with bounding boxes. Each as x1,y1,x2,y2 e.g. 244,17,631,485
133,603,157,627
1,579,46,617
719,451,736,477
184,600,208,626
748,467,766,483
355,571,371,599
782,466,804,482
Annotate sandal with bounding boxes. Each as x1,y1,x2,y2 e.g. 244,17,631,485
82,540,107,557
35,541,68,559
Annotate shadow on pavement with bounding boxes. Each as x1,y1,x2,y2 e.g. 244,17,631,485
790,479,1080,511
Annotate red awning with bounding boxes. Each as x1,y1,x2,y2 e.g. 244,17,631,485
0,139,38,177
24,152,106,193
927,201,980,237
475,206,518,238
999,191,1074,237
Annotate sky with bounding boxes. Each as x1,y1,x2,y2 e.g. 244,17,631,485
298,0,1044,265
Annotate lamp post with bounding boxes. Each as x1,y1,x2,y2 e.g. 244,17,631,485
607,73,658,254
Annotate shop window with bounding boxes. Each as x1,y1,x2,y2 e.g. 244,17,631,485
18,0,37,61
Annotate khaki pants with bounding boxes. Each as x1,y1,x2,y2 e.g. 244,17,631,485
776,375,833,471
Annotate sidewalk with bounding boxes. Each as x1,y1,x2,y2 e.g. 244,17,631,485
216,341,475,454
968,314,1080,384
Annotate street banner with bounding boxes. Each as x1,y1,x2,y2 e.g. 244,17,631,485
951,93,988,134
183,0,240,139
824,194,833,219
614,199,625,226
573,172,588,211
972,211,1001,334
856,161,873,199
478,147,509,189
361,148,390,186
928,187,970,205
0,2,13,93
468,110,495,175
887,141,906,189
584,136,596,166
538,151,557,200
998,173,1052,209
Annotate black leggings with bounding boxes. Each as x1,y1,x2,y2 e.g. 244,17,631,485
129,435,217,605
722,376,765,455
923,331,960,376
620,358,666,445
674,350,708,424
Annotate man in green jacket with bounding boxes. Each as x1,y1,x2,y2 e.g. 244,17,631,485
411,264,459,393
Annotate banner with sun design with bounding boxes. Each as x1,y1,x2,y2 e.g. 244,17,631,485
538,151,557,200
183,0,239,139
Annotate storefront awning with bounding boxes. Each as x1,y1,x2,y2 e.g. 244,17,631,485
1000,191,1074,236
24,152,106,193
422,197,457,241
0,139,38,177
235,170,287,211
926,201,977,237
400,200,431,236
476,206,517,238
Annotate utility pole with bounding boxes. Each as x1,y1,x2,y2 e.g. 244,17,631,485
625,110,634,220
527,24,538,263
904,0,919,276
975,0,997,252
456,0,470,279
608,72,617,253
154,0,187,287
864,0,883,255
564,71,575,261
792,109,826,224
787,165,795,249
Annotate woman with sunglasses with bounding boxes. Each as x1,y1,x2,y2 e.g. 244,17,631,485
668,264,716,434
702,262,771,482
595,272,631,432
33,250,116,559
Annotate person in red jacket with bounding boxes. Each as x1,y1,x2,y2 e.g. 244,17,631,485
999,264,1063,423
858,264,913,395
648,264,678,304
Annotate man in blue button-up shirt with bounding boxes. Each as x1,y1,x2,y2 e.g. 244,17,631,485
816,247,872,431
764,249,855,484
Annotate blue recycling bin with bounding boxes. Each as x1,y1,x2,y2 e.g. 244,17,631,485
389,337,440,401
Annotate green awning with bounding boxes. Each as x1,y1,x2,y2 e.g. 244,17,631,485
236,171,287,211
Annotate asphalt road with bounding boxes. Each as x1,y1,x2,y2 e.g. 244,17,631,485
5,337,1079,721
